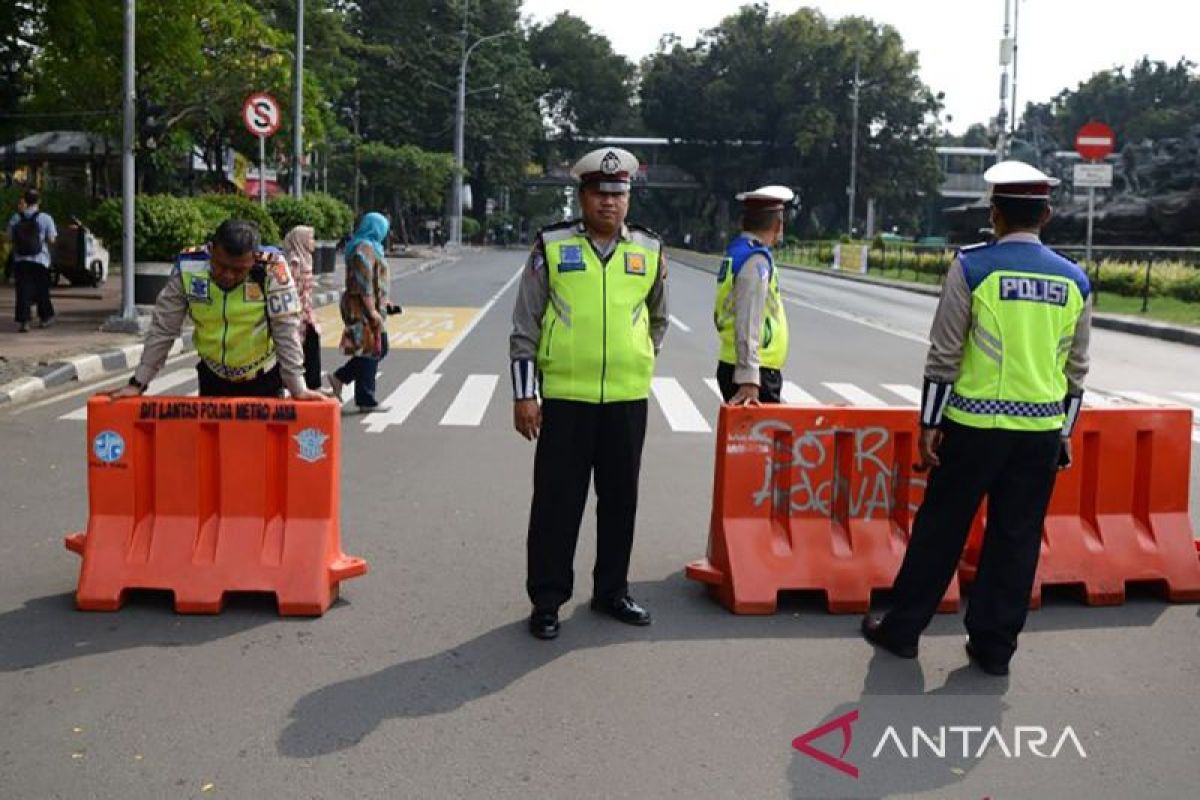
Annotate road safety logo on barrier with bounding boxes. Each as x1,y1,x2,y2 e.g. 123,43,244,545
92,430,125,464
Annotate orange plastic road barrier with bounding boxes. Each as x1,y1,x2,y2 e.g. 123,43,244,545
686,406,958,614
958,406,1200,607
65,395,367,615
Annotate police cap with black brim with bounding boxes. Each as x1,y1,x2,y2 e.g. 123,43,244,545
571,147,640,193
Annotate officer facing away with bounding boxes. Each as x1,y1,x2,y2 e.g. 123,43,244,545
714,185,795,405
509,147,669,640
862,161,1092,676
111,219,325,400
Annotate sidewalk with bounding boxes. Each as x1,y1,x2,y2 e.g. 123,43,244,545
0,246,451,406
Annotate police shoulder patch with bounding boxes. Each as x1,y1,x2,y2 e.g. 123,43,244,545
265,256,292,287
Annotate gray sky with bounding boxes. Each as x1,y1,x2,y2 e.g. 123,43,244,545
522,0,1198,135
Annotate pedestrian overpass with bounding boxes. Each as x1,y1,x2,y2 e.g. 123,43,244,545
527,137,996,200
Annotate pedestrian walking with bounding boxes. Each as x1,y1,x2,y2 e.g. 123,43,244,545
282,224,323,390
328,212,392,414
7,188,58,332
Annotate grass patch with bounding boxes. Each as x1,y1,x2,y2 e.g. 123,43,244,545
1088,293,1200,326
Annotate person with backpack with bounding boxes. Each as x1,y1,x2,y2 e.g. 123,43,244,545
7,188,58,332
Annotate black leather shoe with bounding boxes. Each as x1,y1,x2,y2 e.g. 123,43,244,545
860,615,918,659
965,640,1009,676
529,609,560,640
590,595,651,626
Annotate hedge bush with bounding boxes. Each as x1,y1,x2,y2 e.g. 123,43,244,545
266,193,354,240
89,194,208,261
194,193,281,243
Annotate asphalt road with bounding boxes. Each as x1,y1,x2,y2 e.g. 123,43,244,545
1,247,1197,799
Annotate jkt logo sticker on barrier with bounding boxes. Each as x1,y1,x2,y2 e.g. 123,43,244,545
91,430,125,464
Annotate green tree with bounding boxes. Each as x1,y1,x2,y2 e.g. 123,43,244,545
0,1,44,144
1020,57,1200,147
640,4,941,239
528,13,636,139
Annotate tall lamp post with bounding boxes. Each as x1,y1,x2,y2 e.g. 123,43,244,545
449,5,514,246
102,0,140,332
292,0,304,197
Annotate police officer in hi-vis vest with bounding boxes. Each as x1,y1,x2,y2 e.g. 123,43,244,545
111,219,325,401
861,161,1092,676
509,147,668,640
714,185,795,405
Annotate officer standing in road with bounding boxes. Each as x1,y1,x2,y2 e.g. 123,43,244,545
111,219,325,401
509,147,669,640
861,161,1092,676
714,185,795,405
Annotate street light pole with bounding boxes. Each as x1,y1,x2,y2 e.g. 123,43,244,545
292,0,304,197
847,52,860,237
449,1,515,246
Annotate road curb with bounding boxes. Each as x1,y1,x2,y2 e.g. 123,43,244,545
667,248,1200,347
0,254,452,408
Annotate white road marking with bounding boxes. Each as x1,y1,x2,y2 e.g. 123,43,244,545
421,265,523,375
668,314,692,333
704,377,724,403
782,381,819,405
782,295,929,345
651,377,711,433
440,374,499,427
881,383,923,404
822,382,887,406
362,372,442,432
59,369,197,420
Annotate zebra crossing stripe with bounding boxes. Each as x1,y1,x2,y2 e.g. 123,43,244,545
440,374,499,426
651,377,711,433
881,383,922,404
59,369,198,420
1171,392,1200,406
781,381,818,404
704,378,724,403
823,382,886,406
1113,391,1180,406
363,372,442,433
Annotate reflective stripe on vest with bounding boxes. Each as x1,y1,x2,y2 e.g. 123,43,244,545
945,241,1089,432
179,257,275,382
713,236,789,370
537,228,660,403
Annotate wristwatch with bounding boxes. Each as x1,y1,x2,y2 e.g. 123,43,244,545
128,376,147,391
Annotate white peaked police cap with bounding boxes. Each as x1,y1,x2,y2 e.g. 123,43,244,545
984,160,1060,199
735,185,796,209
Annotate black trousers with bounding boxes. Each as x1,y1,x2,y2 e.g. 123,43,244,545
879,419,1062,663
716,361,782,403
302,323,323,390
13,261,54,324
526,398,648,610
196,362,283,398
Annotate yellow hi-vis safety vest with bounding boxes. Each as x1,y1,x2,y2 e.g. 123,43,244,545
945,240,1090,431
177,246,299,382
537,223,661,403
714,235,789,370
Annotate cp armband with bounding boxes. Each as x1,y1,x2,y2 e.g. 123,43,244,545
920,378,954,428
511,359,539,401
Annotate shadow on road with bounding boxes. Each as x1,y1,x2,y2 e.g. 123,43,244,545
277,571,1170,759
0,591,301,672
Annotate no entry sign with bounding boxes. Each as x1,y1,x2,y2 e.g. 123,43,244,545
242,93,282,138
1075,122,1115,162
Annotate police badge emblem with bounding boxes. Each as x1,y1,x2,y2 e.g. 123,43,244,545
188,276,210,301
624,252,646,275
294,427,329,463
600,151,621,175
244,281,264,302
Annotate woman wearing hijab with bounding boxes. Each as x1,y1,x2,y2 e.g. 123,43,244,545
282,225,322,389
329,212,392,413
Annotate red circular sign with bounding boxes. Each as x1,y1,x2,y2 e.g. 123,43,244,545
242,92,282,138
1075,121,1115,161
